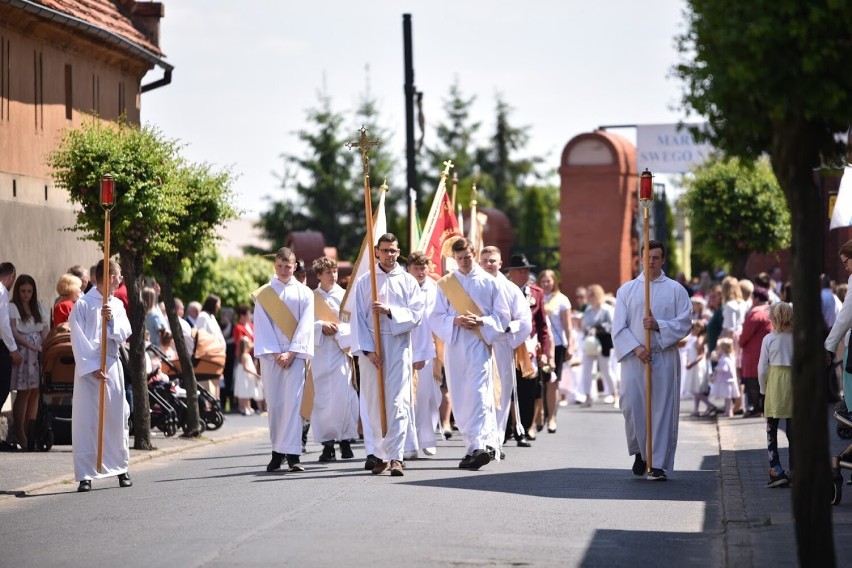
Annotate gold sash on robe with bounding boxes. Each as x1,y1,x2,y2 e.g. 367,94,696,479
252,283,312,417
437,272,502,408
252,284,298,341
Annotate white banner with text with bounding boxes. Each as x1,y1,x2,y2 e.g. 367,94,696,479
636,123,714,174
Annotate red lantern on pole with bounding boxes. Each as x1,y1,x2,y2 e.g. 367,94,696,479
639,168,654,205
100,174,115,208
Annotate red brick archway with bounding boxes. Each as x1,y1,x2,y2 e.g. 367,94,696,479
559,131,637,296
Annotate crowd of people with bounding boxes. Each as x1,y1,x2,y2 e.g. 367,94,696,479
0,236,837,491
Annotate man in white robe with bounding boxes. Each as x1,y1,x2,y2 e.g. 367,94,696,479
613,240,692,480
254,247,314,473
310,256,358,462
70,259,133,492
405,252,442,457
479,246,532,456
429,238,510,470
354,233,424,477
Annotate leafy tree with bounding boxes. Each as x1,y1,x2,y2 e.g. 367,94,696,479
519,186,557,268
258,90,360,259
421,80,482,212
49,118,181,450
351,80,406,255
684,157,790,277
476,94,545,231
662,198,680,278
675,2,852,563
149,162,238,436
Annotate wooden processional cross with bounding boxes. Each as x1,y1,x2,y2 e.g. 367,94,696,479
345,126,389,436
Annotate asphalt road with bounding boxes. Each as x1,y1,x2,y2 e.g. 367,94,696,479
0,402,724,567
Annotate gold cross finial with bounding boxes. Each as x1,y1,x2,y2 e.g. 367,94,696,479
441,159,454,178
470,182,478,207
379,178,389,193
346,125,382,177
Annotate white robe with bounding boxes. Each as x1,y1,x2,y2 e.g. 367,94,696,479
70,287,132,481
613,271,691,471
489,272,532,445
406,278,442,452
254,277,314,455
354,263,424,462
311,284,358,444
428,265,510,456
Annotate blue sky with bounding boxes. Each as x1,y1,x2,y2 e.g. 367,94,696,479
141,0,690,217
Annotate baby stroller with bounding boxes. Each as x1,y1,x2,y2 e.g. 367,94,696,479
152,328,225,432
144,344,180,437
831,406,852,505
31,323,75,451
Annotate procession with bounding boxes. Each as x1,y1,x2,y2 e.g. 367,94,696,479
4,1,852,566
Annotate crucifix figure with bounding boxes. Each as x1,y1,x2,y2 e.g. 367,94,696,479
346,126,382,179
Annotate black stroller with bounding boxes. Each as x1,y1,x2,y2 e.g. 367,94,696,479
147,330,225,433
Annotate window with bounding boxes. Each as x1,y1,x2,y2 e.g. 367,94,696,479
65,64,73,120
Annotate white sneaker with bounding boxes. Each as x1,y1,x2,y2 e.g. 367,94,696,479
403,450,418,460
422,447,437,456
603,395,615,404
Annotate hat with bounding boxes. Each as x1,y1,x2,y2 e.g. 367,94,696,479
502,254,536,272
690,296,707,306
752,286,769,302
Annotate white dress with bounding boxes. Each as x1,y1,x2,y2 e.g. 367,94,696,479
233,355,262,400
682,335,707,395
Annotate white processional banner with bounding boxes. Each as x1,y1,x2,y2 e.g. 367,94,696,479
830,166,852,230
636,123,714,174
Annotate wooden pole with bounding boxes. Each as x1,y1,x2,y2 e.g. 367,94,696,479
638,168,655,475
643,205,652,473
96,206,110,473
346,127,387,437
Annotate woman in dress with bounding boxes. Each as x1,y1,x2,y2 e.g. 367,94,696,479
580,284,616,407
9,274,49,449
537,269,573,432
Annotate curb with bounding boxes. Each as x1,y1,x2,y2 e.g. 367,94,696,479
0,426,268,501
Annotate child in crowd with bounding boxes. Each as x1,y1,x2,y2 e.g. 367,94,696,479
685,321,718,417
234,336,263,416
710,338,739,417
758,302,794,488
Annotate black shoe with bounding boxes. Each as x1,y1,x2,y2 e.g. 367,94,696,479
469,449,491,470
646,468,667,481
487,446,496,460
364,453,378,471
319,443,336,463
516,437,531,448
267,451,285,472
286,454,305,473
77,480,91,492
632,453,646,476
339,440,354,459
500,451,506,460
118,473,133,488
458,454,473,469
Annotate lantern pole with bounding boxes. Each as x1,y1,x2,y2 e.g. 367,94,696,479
639,168,654,474
96,174,115,473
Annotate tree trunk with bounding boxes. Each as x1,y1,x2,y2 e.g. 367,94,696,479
730,252,750,280
158,277,203,437
119,253,153,450
771,120,836,567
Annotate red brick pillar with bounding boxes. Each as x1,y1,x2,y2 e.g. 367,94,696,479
559,131,637,296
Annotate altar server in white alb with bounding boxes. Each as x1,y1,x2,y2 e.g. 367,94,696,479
70,259,133,493
478,246,532,455
612,240,691,481
310,256,358,463
405,252,443,457
429,238,510,470
354,233,424,477
253,247,314,474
